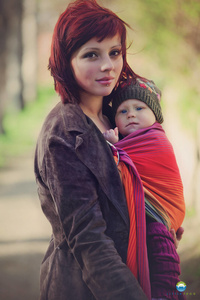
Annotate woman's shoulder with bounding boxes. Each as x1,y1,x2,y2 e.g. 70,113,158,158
36,102,94,150
41,102,88,133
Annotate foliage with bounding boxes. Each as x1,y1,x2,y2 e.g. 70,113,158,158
0,86,55,168
1,0,199,167
115,0,200,134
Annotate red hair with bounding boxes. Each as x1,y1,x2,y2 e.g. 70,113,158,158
48,0,139,103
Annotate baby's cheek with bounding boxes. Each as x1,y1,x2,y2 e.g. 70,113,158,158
115,118,123,131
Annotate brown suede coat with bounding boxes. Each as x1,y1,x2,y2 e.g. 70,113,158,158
34,102,147,300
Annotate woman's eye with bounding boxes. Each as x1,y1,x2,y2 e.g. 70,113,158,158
110,49,122,57
120,109,127,114
83,52,97,59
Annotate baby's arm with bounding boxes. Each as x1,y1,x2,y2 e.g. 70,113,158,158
103,127,119,144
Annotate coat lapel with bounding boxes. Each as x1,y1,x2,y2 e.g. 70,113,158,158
61,103,129,228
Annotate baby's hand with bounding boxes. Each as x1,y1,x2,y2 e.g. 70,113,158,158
170,227,184,249
103,127,119,144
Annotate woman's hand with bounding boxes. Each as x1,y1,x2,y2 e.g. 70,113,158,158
170,227,184,249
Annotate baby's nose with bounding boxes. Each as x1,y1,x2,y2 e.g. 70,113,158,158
127,109,136,118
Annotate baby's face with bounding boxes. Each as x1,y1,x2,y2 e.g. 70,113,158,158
115,99,156,136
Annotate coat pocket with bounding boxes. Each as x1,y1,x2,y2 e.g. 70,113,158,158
40,243,57,300
40,240,95,300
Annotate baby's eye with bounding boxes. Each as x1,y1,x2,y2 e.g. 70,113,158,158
120,109,127,114
136,107,143,111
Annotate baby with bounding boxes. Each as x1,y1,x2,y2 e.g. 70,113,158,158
104,78,186,299
104,78,185,230
103,79,162,144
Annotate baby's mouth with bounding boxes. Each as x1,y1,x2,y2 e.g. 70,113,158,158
126,122,138,127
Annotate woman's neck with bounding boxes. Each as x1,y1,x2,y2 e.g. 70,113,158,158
79,94,111,133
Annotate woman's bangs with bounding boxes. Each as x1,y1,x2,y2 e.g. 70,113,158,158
95,17,124,42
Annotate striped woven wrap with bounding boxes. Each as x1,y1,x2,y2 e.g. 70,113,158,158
112,147,151,300
115,122,185,232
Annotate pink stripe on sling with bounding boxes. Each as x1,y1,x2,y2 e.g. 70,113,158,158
112,146,151,300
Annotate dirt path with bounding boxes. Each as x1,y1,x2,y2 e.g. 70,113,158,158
0,152,51,300
0,150,199,300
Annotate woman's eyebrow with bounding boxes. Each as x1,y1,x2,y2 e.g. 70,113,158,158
111,44,122,48
83,47,100,51
83,44,122,51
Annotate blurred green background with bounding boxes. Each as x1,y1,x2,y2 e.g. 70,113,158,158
0,0,200,299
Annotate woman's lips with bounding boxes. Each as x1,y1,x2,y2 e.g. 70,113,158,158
96,77,114,85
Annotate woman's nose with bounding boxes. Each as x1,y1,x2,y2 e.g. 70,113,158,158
100,56,114,72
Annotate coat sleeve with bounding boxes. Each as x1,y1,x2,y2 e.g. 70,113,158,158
44,135,147,300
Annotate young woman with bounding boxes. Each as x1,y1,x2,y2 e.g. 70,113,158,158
34,1,148,299
34,1,183,299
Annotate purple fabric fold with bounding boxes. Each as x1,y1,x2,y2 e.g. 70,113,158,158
147,222,186,300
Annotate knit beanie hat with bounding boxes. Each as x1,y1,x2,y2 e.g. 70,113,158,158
112,78,164,123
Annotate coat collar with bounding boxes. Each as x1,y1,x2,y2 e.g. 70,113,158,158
60,102,129,227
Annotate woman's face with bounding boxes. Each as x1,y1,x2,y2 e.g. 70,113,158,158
70,34,123,101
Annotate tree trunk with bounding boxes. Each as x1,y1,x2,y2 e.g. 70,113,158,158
6,0,24,111
0,0,25,135
0,1,8,134
22,0,38,103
